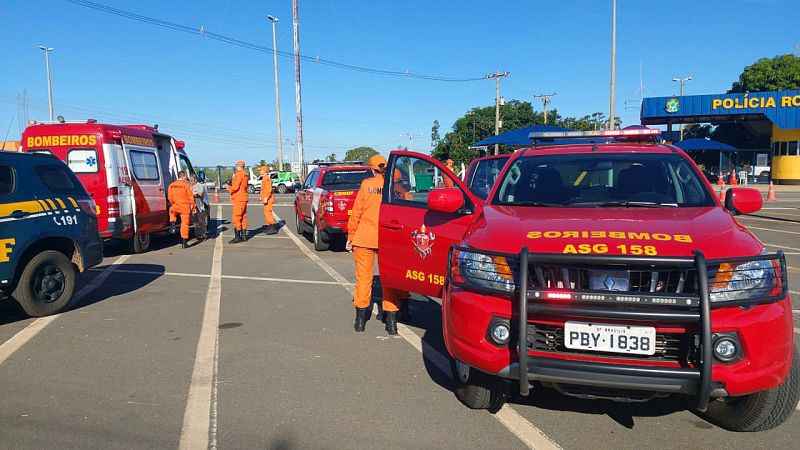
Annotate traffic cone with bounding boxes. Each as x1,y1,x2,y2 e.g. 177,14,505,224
213,187,220,203
717,175,724,188
766,182,777,202
719,187,726,203
729,171,738,186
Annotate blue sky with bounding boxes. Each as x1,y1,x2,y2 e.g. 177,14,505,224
1,0,798,165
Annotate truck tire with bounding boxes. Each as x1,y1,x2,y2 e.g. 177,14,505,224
247,185,255,194
450,360,505,411
277,184,288,194
295,212,304,235
131,231,150,254
701,345,800,431
313,220,330,251
14,250,77,317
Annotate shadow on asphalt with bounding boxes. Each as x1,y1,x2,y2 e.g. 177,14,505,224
396,289,692,430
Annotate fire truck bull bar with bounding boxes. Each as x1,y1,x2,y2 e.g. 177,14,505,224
516,248,714,411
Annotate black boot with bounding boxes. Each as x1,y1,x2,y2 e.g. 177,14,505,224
354,308,369,332
229,229,241,244
375,301,385,323
385,311,398,335
181,238,188,249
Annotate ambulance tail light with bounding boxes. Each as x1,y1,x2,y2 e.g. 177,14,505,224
451,248,516,295
103,129,122,141
106,186,121,217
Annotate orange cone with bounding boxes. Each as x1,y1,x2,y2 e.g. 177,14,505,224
213,187,220,203
719,187,726,203
729,171,738,186
766,182,777,202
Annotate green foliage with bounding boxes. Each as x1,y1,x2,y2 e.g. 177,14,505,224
432,100,617,166
344,146,378,162
729,54,800,93
431,120,441,148
325,153,337,162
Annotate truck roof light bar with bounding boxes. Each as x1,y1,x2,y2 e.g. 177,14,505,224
529,128,661,139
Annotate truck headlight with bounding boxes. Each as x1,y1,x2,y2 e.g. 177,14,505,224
709,255,783,303
451,248,516,294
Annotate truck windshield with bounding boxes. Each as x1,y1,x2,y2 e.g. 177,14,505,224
494,153,714,207
321,170,371,190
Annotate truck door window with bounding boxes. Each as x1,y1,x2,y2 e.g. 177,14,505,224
469,157,509,199
390,156,451,205
0,165,14,195
35,164,80,193
129,150,160,181
179,155,195,176
67,149,99,173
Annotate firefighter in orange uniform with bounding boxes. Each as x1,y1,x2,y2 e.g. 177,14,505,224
228,160,250,243
347,154,407,335
168,170,196,249
442,159,456,188
260,165,277,234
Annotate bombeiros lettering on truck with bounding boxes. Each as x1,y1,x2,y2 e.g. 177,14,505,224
22,119,201,253
377,127,798,432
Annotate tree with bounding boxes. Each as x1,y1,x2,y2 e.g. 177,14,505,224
258,159,267,167
344,146,378,162
325,153,337,162
729,54,800,93
431,120,441,148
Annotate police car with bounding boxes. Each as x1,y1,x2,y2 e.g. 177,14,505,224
0,152,103,316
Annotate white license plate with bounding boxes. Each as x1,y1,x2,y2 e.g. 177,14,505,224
564,321,656,356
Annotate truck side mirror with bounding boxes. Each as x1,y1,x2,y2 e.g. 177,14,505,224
428,187,465,213
724,187,762,215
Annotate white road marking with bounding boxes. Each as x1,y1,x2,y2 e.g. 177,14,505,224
746,226,800,236
179,207,223,450
89,267,354,286
0,254,130,366
220,233,290,239
764,243,800,253
274,211,561,450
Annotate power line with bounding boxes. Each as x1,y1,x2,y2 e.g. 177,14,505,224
65,0,489,83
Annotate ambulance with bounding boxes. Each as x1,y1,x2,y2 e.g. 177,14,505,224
378,128,797,432
22,120,199,253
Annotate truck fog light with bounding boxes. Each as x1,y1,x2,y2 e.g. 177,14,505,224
713,337,738,362
490,323,511,345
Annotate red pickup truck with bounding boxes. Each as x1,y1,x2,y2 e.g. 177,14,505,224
294,164,372,251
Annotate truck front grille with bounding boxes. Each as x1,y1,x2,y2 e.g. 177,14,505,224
528,266,699,295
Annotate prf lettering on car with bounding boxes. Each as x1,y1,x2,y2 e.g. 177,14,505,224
0,238,15,263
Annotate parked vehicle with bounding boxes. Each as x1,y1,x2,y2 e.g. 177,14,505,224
377,128,797,432
0,152,103,316
22,120,198,253
294,164,372,250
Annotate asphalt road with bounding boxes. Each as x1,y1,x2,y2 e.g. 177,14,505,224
0,191,798,449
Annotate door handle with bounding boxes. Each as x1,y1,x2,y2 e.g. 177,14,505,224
382,221,404,231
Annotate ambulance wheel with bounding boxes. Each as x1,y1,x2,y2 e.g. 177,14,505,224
450,360,506,411
277,184,288,194
14,250,77,317
313,221,330,251
700,345,800,431
131,231,150,254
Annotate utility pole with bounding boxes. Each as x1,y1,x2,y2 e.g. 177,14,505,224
266,15,284,171
608,0,617,130
291,0,305,176
533,93,557,125
37,45,55,121
672,75,692,140
487,71,510,155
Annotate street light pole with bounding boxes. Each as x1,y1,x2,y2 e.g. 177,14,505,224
267,15,285,171
291,0,305,177
608,0,617,130
37,45,55,121
672,75,692,140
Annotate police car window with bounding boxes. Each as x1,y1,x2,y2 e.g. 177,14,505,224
35,164,79,193
130,150,160,181
494,153,714,207
0,165,14,195
67,149,99,173
390,156,448,205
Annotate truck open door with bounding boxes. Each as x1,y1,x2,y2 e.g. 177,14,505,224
378,151,482,298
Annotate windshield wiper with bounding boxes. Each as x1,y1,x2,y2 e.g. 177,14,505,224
568,201,679,208
507,201,564,207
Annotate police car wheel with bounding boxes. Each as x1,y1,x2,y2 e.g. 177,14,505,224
313,221,330,251
450,360,505,411
277,184,288,194
14,250,77,317
131,231,150,254
700,345,800,432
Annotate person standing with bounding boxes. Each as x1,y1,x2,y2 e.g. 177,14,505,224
168,171,196,249
260,165,277,234
347,154,407,335
228,160,249,244
190,174,209,240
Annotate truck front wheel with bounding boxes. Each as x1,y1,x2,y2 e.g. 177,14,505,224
450,360,505,411
14,250,77,317
701,346,800,431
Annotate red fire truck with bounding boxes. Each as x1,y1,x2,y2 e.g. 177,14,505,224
22,120,198,253
377,128,797,432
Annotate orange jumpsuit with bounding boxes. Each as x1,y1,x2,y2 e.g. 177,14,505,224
228,170,249,231
442,161,456,188
168,179,195,239
347,173,406,312
261,174,276,226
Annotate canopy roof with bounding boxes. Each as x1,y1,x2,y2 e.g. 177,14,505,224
674,138,737,152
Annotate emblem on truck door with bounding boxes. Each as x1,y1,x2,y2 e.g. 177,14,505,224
410,224,436,260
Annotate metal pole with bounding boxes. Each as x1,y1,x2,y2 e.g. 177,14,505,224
533,93,557,125
608,0,617,130
291,0,305,177
494,75,500,155
267,16,284,171
38,46,54,121
672,75,692,141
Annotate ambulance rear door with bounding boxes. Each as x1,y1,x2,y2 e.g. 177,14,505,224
121,140,167,233
378,151,480,298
